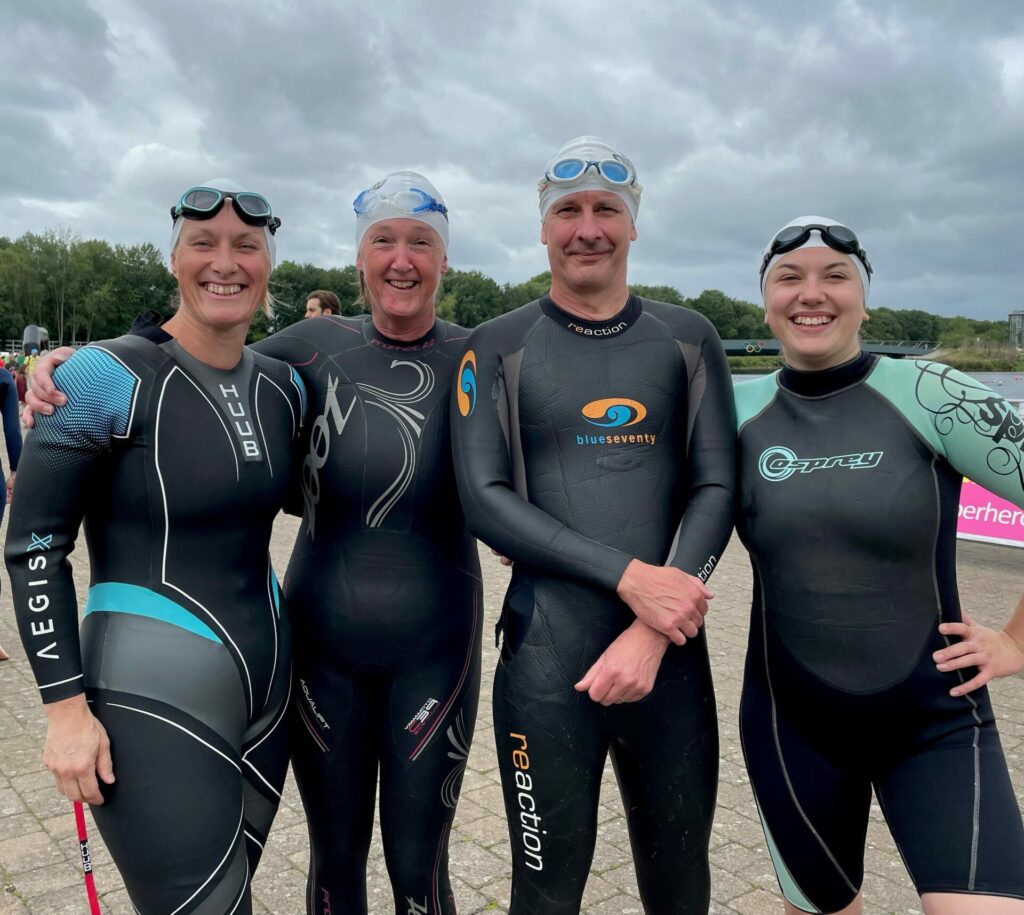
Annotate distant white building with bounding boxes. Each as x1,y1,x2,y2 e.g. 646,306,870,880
1011,310,1024,348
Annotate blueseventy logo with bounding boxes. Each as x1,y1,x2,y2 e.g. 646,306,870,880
581,398,646,428
457,350,477,417
758,446,883,482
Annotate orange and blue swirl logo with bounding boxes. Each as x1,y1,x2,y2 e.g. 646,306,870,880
457,350,477,417
581,398,647,428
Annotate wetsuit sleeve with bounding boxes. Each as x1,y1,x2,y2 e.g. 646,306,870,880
892,362,1024,508
4,348,139,702
0,369,22,472
666,325,737,580
251,324,316,365
451,329,633,591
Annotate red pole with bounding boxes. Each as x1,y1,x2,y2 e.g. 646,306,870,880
73,802,102,915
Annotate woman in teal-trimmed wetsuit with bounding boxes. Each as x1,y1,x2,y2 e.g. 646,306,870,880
736,216,1024,914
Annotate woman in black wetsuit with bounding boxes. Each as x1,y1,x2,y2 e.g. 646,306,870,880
735,216,1024,914
5,181,306,914
250,171,482,915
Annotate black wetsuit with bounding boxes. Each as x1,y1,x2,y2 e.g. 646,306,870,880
0,366,23,525
451,295,736,915
5,318,306,914
253,315,482,915
735,353,1024,913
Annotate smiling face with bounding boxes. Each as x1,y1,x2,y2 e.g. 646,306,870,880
541,189,636,301
355,218,447,330
763,246,867,371
170,205,270,332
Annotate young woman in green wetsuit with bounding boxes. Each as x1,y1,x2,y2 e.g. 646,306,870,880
735,216,1024,915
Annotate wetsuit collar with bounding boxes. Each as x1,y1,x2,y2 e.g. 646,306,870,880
779,350,878,397
540,294,641,339
129,310,174,344
363,314,443,351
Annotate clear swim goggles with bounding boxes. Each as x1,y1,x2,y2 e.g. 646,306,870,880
352,183,449,220
171,187,281,234
759,223,872,281
543,154,638,188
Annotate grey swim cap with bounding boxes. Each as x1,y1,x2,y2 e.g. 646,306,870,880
760,215,870,302
538,136,642,223
353,171,449,253
169,177,277,269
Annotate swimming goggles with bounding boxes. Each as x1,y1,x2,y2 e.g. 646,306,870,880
352,183,449,220
171,187,282,234
759,223,872,281
543,154,637,188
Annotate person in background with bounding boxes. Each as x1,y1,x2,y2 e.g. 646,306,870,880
0,361,22,661
304,289,341,318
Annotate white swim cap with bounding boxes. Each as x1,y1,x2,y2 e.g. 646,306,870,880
353,171,449,253
169,177,277,269
538,136,642,223
760,215,871,302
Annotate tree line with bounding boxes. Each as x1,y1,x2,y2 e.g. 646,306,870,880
0,228,1011,349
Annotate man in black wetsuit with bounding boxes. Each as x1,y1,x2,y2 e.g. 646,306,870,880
451,136,736,914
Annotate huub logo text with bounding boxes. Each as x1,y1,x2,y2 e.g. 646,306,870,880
758,446,883,482
217,383,261,461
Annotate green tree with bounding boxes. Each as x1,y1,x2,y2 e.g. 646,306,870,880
442,269,506,327
503,272,551,311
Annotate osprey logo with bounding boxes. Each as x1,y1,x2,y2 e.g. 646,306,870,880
758,446,883,482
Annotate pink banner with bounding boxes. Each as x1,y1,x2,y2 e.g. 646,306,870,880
957,480,1024,549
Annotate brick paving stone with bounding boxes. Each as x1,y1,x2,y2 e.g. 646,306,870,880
0,511,1022,912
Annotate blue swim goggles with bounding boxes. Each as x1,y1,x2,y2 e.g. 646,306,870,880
544,154,637,188
352,183,449,220
171,187,281,234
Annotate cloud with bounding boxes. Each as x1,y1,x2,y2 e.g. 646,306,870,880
3,0,1022,318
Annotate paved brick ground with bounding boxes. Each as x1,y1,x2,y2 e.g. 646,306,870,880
0,512,1021,914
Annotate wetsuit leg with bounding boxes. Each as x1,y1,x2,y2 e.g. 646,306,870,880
292,664,381,915
740,662,870,914
90,689,253,914
494,651,608,915
609,639,718,915
874,685,1024,900
241,649,292,870
80,610,287,914
377,599,482,915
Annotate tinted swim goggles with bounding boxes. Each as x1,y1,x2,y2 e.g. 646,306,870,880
544,154,637,188
759,223,872,281
171,187,282,234
352,184,449,220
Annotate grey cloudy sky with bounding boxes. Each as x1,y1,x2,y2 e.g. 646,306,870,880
3,0,1022,318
